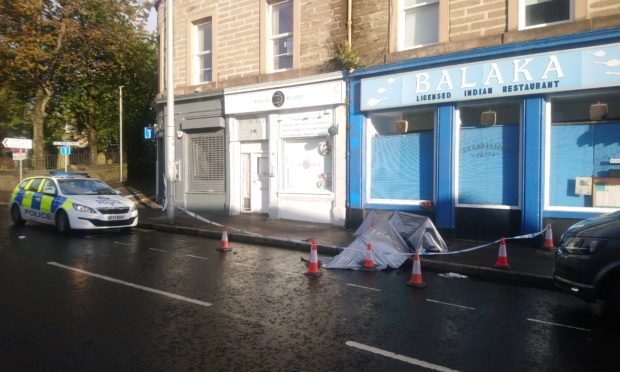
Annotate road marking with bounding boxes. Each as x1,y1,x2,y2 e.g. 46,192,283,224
113,241,131,246
345,341,459,372
185,254,209,260
526,318,591,332
149,248,169,253
426,299,475,310
47,262,212,307
346,283,381,292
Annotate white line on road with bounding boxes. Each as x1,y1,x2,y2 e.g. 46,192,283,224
526,318,591,332
346,283,381,292
426,299,475,310
345,341,459,372
149,248,169,253
185,254,209,260
113,241,132,246
47,262,212,308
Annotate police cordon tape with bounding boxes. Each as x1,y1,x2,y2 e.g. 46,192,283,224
174,204,549,257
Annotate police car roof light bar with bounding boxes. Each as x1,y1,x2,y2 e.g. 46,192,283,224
48,171,90,177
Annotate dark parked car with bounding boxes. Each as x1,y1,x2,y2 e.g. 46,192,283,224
553,211,620,318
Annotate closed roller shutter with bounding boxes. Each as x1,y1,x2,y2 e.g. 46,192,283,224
188,132,225,193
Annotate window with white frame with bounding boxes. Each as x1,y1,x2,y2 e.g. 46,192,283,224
194,20,212,84
400,0,439,50
269,0,293,71
520,0,572,29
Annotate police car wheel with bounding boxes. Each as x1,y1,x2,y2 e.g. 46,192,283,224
55,210,71,234
10,205,25,226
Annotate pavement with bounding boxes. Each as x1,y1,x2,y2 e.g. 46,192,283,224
134,201,558,291
2,178,560,291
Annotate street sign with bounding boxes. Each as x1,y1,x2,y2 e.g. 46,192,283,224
53,141,80,146
2,138,32,149
12,152,27,161
144,127,155,139
60,146,71,155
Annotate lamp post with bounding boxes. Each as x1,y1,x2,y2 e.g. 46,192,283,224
119,85,124,183
165,0,175,223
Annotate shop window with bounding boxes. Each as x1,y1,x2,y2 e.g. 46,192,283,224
399,0,439,50
458,102,520,206
193,19,212,84
282,138,332,193
520,0,572,29
549,93,620,208
188,132,225,193
368,109,434,201
269,0,293,71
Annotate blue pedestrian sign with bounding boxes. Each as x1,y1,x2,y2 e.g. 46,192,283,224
60,145,71,155
144,127,155,139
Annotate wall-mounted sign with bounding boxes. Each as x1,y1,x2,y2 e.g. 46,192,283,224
272,91,285,107
361,42,620,110
225,80,345,114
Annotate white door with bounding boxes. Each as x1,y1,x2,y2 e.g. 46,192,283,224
251,154,269,213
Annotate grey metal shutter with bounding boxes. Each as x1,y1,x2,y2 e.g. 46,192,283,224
188,132,225,193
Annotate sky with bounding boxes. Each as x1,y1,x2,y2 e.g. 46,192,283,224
145,7,157,32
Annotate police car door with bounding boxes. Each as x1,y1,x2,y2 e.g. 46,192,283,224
22,178,43,223
38,179,58,225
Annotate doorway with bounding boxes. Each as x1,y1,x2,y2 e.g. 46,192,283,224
242,153,269,213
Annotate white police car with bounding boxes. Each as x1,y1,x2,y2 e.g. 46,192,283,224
9,172,138,233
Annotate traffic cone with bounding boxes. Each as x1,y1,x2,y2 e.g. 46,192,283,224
544,224,555,249
407,251,426,288
360,243,379,271
216,226,232,252
305,239,322,277
495,238,511,269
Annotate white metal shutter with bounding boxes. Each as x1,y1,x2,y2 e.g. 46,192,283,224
188,132,225,192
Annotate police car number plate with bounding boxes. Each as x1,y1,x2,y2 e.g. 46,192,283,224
107,215,125,221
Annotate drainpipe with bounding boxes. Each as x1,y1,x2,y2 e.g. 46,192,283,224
347,0,352,46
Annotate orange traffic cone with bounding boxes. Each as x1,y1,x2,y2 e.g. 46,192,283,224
407,251,426,288
217,226,232,252
305,239,322,277
495,238,511,269
544,224,555,249
360,243,379,271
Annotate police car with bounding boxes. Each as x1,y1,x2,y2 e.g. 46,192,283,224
9,172,138,233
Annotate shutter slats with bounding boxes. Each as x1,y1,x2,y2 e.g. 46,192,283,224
188,133,225,193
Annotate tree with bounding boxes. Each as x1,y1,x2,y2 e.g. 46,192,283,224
0,0,154,169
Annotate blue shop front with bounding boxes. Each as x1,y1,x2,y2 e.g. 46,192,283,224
348,28,620,239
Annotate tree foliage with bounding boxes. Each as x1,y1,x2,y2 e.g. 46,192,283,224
0,0,157,169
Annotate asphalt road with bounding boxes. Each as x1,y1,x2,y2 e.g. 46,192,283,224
0,210,618,371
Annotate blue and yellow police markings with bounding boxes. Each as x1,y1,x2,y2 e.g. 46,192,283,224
10,178,73,223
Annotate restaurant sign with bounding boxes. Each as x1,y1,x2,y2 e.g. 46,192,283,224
361,42,620,110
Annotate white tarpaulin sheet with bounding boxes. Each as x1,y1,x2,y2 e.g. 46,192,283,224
324,211,447,270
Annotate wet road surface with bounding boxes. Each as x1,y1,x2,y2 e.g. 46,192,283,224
0,211,618,371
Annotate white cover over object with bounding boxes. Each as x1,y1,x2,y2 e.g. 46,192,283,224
325,211,447,270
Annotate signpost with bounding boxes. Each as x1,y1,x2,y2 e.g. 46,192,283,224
53,141,79,172
2,137,32,181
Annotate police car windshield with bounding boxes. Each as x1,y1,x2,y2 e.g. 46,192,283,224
58,179,117,195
